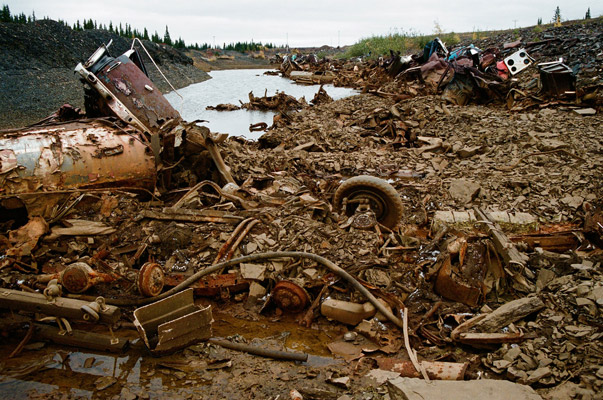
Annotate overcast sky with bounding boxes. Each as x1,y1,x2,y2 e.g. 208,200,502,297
4,0,600,47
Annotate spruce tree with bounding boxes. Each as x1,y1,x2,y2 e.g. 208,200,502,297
163,25,172,45
0,5,10,23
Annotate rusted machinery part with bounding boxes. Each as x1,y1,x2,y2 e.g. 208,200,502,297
102,251,406,331
333,175,404,230
61,262,115,294
137,262,165,297
208,338,308,362
271,280,311,313
61,263,95,294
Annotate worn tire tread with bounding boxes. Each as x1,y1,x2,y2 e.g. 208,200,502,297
333,175,403,229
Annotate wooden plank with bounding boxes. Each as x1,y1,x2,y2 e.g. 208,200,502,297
474,207,529,266
34,323,129,353
0,289,120,324
388,378,543,400
510,232,579,252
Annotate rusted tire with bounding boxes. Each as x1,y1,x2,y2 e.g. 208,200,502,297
333,175,403,229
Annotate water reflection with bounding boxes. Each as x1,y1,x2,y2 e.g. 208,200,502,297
165,69,358,140
0,310,343,399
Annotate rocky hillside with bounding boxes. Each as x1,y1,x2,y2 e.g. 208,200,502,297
0,19,210,129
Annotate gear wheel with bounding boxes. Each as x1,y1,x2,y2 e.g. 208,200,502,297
333,175,403,229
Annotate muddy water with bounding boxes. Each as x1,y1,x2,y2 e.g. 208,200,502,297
165,69,358,140
0,307,343,399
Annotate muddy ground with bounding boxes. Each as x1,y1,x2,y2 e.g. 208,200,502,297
0,18,602,400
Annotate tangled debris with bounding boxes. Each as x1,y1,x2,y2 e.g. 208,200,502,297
0,19,602,400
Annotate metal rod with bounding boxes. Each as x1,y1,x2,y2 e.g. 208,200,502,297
209,338,308,362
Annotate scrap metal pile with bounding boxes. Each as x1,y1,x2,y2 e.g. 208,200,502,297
277,21,601,115
0,20,602,400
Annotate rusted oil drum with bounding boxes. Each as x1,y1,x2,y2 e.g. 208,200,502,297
0,120,156,217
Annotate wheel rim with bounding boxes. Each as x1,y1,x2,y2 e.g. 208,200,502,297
346,189,388,220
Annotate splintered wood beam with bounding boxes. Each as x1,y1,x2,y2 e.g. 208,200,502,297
0,288,120,324
34,323,129,353
474,207,529,267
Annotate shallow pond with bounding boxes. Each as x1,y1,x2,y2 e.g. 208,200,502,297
165,69,358,140
0,309,344,399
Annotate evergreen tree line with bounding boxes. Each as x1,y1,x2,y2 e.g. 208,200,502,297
1,4,276,52
223,41,275,52
0,4,34,23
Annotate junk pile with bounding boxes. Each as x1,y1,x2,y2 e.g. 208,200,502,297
1,20,602,399
275,21,601,113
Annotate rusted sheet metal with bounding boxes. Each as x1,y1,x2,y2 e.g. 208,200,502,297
75,45,181,134
133,288,213,355
0,120,155,216
97,54,181,130
538,61,576,96
434,255,484,307
164,273,249,297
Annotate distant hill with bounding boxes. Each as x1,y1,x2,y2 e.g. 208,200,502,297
0,19,210,129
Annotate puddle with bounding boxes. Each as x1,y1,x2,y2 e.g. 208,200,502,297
0,305,343,398
165,69,358,140
213,311,345,361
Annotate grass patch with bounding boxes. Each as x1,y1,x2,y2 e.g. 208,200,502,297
344,31,461,59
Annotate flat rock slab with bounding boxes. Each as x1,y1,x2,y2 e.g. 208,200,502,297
432,210,538,233
448,179,481,204
388,377,543,400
